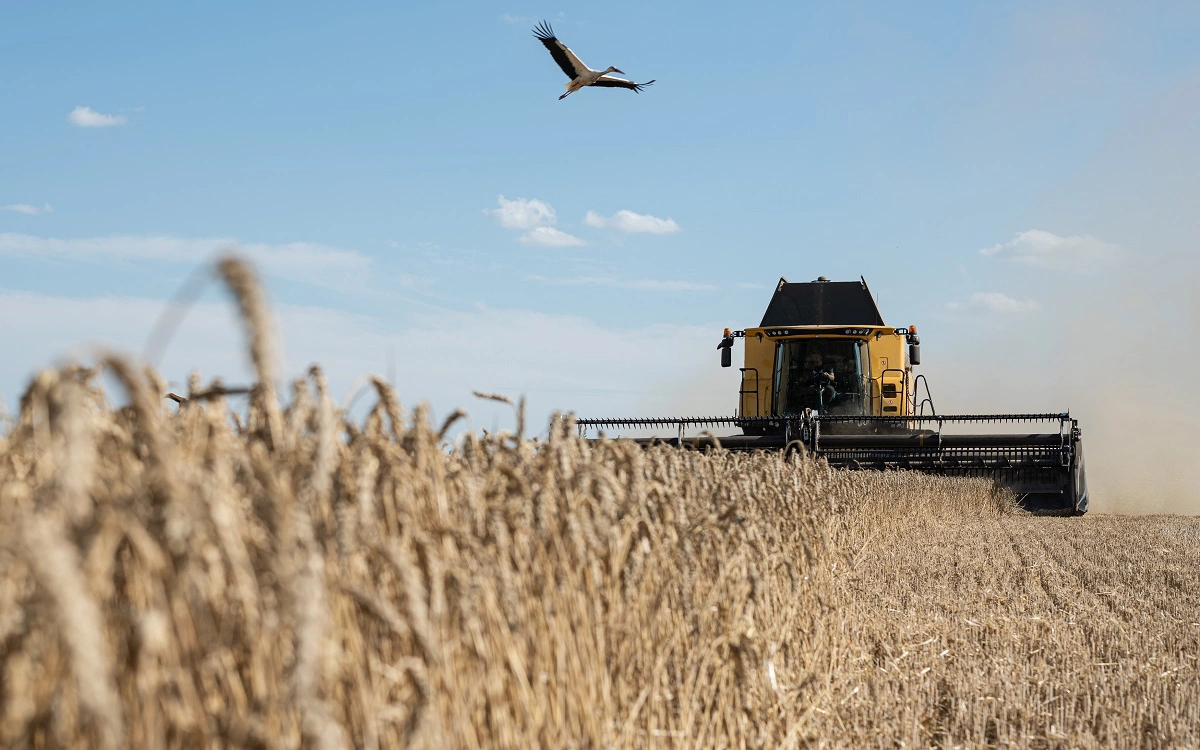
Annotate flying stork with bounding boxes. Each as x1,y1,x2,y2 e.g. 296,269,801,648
533,21,655,100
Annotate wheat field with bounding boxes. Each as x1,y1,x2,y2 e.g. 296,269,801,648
1,259,1197,749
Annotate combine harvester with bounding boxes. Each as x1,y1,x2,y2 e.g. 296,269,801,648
577,276,1088,514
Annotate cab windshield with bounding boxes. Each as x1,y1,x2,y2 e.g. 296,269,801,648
773,338,867,415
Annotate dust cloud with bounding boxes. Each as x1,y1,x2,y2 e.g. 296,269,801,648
1057,275,1199,515
928,270,1200,516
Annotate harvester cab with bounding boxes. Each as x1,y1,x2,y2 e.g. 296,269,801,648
726,277,928,426
577,276,1088,515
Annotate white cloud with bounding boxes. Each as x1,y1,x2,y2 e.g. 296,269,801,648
0,233,371,291
583,209,680,234
518,227,585,247
486,195,588,246
2,203,53,215
946,292,1041,314
485,195,557,231
530,275,714,292
979,229,1121,270
67,106,127,128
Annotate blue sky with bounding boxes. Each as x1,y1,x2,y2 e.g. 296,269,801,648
3,2,1199,510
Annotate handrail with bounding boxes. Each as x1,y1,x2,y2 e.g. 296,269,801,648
911,373,936,416
738,367,760,417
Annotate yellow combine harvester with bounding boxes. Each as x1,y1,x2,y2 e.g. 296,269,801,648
577,276,1088,515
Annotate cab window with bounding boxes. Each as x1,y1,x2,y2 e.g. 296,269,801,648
772,339,866,415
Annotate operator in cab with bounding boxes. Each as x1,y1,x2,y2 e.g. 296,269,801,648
816,359,839,409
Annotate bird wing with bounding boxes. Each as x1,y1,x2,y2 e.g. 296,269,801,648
591,76,656,93
533,21,589,79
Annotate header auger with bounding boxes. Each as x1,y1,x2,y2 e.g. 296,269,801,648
576,276,1088,515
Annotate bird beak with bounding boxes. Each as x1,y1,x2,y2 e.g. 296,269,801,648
613,68,625,74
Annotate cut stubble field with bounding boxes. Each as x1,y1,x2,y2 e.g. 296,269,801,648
1,259,1197,749
821,508,1200,746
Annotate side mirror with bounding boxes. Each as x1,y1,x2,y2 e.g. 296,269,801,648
908,343,921,366
717,334,734,368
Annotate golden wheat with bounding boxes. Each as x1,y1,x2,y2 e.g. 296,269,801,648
0,258,1196,749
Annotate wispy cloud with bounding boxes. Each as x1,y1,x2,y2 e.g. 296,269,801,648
530,275,715,292
2,203,53,215
66,106,127,128
501,13,538,25
485,195,556,230
504,11,563,25
0,289,723,433
946,292,1041,314
518,227,585,248
486,195,585,247
979,229,1121,270
583,209,680,234
0,233,371,290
